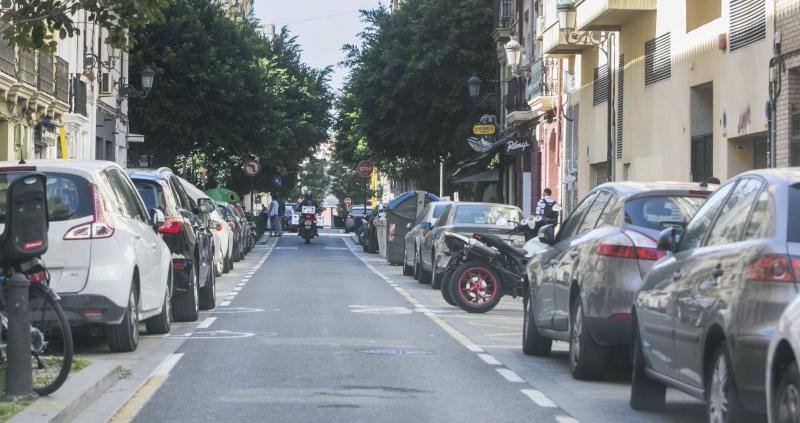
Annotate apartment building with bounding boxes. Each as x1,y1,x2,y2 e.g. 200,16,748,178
774,0,800,167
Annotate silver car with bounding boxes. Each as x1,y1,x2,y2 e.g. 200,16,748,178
524,182,710,380
767,294,800,423
416,202,524,288
631,169,800,419
402,201,451,276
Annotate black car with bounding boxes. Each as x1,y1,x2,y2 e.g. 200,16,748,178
129,168,216,322
360,204,384,253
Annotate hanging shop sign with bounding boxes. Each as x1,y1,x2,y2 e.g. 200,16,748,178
467,114,498,152
505,137,532,156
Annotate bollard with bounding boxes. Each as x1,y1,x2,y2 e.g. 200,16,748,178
4,272,33,399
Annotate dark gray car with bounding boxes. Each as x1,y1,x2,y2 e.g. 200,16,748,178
416,202,524,288
630,169,800,420
402,201,451,276
524,182,709,380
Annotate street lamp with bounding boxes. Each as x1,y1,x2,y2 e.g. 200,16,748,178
556,0,577,32
118,67,155,99
504,39,522,68
468,74,481,99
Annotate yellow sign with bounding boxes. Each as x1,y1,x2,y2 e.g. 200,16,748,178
473,124,496,135
59,127,67,159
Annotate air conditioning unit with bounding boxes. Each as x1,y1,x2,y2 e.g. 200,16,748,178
99,73,112,95
536,16,545,40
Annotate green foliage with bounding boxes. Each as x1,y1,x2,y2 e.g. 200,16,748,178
128,0,332,197
0,0,168,52
336,0,496,188
292,155,329,201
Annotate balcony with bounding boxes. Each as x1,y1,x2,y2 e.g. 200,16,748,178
576,0,657,30
492,0,513,42
542,19,601,56
37,52,54,95
506,77,535,125
17,49,36,86
0,42,70,115
0,39,14,77
55,57,69,103
527,59,559,113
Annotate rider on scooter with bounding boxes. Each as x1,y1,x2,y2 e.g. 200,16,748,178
533,188,560,236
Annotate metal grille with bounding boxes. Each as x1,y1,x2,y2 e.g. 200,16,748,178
644,33,671,86
729,0,765,52
496,0,512,28
0,38,14,77
17,49,36,86
506,76,531,113
55,56,69,102
616,54,624,159
593,64,608,105
37,52,54,94
528,59,543,100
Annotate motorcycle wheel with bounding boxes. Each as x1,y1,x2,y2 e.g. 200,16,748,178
448,261,503,313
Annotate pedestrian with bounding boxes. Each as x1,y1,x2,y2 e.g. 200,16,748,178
533,188,559,235
269,196,280,237
275,195,285,237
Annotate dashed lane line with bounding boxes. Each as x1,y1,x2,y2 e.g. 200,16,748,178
477,353,502,366
521,389,558,408
496,368,525,383
197,316,217,329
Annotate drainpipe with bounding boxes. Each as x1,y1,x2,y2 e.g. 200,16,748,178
768,46,800,167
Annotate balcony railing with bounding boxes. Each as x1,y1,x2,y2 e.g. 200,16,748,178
495,0,512,29
0,39,14,77
506,76,531,113
55,57,69,102
527,58,559,100
37,52,54,94
17,49,36,86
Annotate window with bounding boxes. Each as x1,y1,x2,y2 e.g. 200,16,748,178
432,204,448,219
645,33,671,86
577,191,612,234
170,176,193,210
678,182,735,251
624,195,704,231
134,181,165,212
706,178,763,246
787,184,800,242
434,205,451,227
591,162,609,188
415,204,432,225
99,170,130,217
686,0,721,32
792,113,800,166
452,205,522,226
0,172,92,223
744,189,773,240
557,192,598,241
729,0,766,52
109,169,147,222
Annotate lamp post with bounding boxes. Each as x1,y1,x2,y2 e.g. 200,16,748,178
118,67,155,100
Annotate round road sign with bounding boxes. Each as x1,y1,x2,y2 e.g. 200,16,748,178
356,160,373,178
244,160,261,177
344,197,352,207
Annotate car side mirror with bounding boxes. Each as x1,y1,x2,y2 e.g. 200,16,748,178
406,222,412,230
197,198,215,214
419,222,432,231
2,173,49,262
657,227,681,252
151,208,165,229
537,224,556,245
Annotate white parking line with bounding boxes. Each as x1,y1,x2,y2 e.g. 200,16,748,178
466,344,485,353
151,353,184,376
477,353,501,366
496,368,524,383
555,415,580,423
197,316,217,329
232,287,242,292
521,389,557,408
220,300,231,307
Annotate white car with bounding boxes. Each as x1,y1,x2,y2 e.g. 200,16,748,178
0,160,172,352
767,294,800,422
178,176,233,275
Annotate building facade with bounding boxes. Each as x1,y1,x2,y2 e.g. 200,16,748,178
774,0,800,167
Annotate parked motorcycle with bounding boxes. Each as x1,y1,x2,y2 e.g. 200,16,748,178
298,205,318,244
439,215,556,313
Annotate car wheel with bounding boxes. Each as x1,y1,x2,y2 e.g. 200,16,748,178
569,296,609,380
173,263,199,322
223,253,231,273
419,254,432,284
708,341,747,423
106,286,139,352
774,362,800,423
403,248,414,276
629,315,665,410
430,251,441,289
199,263,216,310
522,295,552,356
145,280,171,335
440,273,457,306
449,261,502,313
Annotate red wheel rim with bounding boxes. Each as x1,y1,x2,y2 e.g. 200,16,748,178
456,267,498,307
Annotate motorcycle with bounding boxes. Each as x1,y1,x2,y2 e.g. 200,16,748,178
439,211,560,314
298,205,318,244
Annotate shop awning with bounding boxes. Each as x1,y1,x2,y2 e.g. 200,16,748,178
455,169,500,183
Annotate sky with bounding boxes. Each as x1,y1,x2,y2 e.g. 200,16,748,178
254,0,383,92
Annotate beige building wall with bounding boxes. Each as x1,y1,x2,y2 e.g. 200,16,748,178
775,0,800,167
568,0,773,199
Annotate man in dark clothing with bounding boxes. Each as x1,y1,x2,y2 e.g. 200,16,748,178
276,196,286,234
533,188,559,235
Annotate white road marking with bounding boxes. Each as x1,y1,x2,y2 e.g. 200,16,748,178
521,389,557,408
477,353,501,365
274,247,299,250
151,353,184,376
220,300,231,307
496,368,524,383
466,344,485,353
232,287,242,292
237,282,246,287
197,316,217,329
555,416,580,423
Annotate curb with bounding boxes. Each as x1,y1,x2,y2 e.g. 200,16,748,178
10,361,123,423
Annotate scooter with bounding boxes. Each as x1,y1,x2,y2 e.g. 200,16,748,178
298,205,318,244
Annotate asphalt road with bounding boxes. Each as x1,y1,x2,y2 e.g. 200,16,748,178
129,233,567,423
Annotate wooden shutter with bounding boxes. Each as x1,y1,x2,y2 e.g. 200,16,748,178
729,0,765,52
593,64,609,106
616,54,624,159
645,33,671,86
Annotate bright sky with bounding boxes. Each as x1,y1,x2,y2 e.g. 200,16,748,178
254,0,382,92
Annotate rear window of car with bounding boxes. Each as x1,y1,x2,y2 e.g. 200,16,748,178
0,172,92,223
133,180,165,211
788,185,800,242
432,204,448,218
453,205,522,225
624,195,704,231
350,207,371,216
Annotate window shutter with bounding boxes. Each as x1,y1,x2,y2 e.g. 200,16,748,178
616,54,624,159
645,33,671,86
729,0,765,52
593,64,609,106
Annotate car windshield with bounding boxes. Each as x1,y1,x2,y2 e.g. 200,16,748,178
133,180,166,211
0,171,92,223
453,204,521,226
624,195,705,230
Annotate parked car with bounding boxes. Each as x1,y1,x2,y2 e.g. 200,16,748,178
233,203,254,253
177,176,233,276
767,294,800,423
346,205,371,233
284,205,299,230
0,160,173,352
129,168,216,320
217,202,245,262
416,202,524,289
402,201,451,276
523,182,710,380
360,204,384,253
630,169,800,419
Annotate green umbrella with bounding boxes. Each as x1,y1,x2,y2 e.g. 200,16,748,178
205,187,241,203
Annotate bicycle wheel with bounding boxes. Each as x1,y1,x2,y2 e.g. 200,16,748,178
28,283,73,396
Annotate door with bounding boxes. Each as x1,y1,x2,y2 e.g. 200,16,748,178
171,176,210,284
673,178,763,388
553,190,613,330
691,134,713,182
534,192,597,330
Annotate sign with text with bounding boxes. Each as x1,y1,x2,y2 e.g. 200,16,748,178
505,138,531,156
472,124,496,135
356,160,374,178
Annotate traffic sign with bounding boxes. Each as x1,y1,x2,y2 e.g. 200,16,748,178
344,197,352,207
244,160,261,177
356,160,373,178
473,124,496,135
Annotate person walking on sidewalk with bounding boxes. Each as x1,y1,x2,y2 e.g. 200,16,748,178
269,196,280,237
276,195,286,236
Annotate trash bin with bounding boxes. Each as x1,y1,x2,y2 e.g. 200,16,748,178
375,214,388,259
384,191,440,265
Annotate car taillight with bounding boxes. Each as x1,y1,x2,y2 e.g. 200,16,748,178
158,217,183,235
595,230,664,261
228,221,235,229
746,255,800,282
215,222,223,231
64,184,115,240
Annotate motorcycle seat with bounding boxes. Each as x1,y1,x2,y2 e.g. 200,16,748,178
475,233,528,258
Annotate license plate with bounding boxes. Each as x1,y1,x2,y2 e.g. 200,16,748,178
304,220,313,225
301,206,315,214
